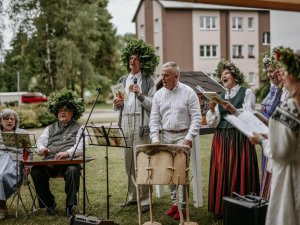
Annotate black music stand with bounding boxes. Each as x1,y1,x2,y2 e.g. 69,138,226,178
1,132,36,218
88,124,128,221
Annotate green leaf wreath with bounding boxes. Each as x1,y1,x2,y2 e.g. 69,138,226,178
120,39,159,76
48,90,85,121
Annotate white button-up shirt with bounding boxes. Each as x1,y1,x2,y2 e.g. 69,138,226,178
149,82,202,143
122,72,142,114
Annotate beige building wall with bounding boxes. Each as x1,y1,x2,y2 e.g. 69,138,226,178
229,11,260,89
192,10,221,74
153,0,163,76
136,2,146,41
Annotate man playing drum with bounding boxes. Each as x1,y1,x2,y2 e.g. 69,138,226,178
149,62,202,220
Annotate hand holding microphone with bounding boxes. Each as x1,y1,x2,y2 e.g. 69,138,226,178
132,77,141,96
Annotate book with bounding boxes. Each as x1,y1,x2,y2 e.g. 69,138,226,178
225,111,269,138
111,83,127,101
195,85,226,105
92,126,126,147
1,132,32,148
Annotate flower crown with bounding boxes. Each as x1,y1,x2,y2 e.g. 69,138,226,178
262,55,277,70
48,90,85,121
215,60,244,84
120,39,159,76
274,47,300,80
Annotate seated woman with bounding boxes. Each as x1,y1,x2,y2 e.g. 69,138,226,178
0,109,30,220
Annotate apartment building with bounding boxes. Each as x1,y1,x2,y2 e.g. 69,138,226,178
132,0,270,89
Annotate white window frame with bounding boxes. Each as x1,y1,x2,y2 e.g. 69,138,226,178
154,18,159,33
248,17,254,30
248,72,255,85
232,17,243,30
232,45,243,58
200,45,217,58
263,32,270,45
248,45,255,58
200,16,217,30
139,24,145,40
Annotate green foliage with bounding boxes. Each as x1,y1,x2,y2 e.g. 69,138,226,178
35,105,57,126
121,38,159,76
3,0,120,99
17,108,41,128
256,48,271,102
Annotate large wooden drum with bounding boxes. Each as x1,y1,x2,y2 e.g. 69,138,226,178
135,144,190,185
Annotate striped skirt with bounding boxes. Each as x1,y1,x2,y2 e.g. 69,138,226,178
208,128,260,217
0,153,23,200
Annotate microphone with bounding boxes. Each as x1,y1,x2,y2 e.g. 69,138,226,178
133,77,137,84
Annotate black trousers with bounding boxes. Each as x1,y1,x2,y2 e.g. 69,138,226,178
31,164,80,208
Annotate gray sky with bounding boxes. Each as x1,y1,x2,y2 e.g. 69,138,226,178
107,0,139,35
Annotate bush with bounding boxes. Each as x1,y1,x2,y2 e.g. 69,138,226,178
35,105,56,126
16,108,41,128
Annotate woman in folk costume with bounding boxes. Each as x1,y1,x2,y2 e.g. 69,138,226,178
0,109,31,220
260,52,283,198
206,60,260,217
252,47,300,225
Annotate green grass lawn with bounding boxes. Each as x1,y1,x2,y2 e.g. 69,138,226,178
5,134,262,225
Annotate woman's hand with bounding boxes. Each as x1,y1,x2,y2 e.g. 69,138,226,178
208,101,217,112
223,101,237,114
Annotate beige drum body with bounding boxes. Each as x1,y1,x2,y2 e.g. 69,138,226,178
135,144,190,185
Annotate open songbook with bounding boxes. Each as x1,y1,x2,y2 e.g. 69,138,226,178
225,111,269,138
1,132,32,148
195,85,226,105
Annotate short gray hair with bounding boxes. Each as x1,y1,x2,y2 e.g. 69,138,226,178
0,109,20,131
162,62,180,76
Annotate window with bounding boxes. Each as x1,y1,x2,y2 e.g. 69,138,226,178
248,17,254,30
248,72,255,85
232,45,243,58
263,32,270,45
248,45,255,58
154,18,159,33
232,17,243,30
155,46,160,54
200,45,217,58
200,16,217,29
139,24,144,40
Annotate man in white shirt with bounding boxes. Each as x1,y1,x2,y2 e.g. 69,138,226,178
149,62,202,220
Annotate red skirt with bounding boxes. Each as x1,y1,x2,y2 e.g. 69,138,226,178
208,128,260,216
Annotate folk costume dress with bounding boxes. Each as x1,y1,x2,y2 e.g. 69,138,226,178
206,85,260,216
260,84,282,198
264,98,300,225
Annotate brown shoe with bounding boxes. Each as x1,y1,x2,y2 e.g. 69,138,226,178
165,205,178,216
141,205,150,214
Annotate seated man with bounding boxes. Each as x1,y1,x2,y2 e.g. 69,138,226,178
31,90,88,217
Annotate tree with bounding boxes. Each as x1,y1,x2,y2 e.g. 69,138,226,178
5,0,120,98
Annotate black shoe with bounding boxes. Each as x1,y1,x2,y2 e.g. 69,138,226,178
66,205,74,217
121,200,137,207
46,203,56,216
141,205,150,214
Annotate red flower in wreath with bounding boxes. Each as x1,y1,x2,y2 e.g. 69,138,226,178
274,50,281,60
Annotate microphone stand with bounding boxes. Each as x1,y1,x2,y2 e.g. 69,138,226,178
71,87,102,215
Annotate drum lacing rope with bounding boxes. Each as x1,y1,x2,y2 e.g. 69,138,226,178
145,155,153,185
167,152,176,185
